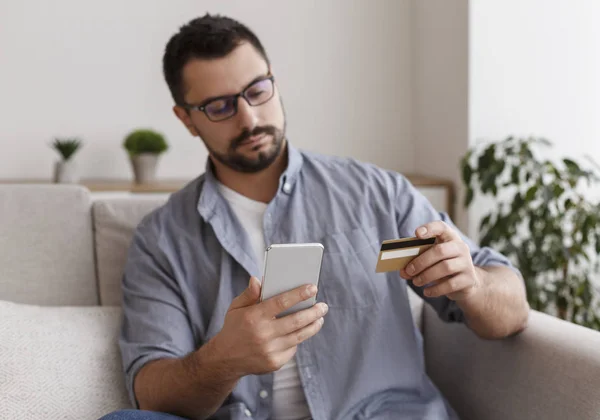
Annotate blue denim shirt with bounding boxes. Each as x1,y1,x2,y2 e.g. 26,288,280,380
119,144,515,420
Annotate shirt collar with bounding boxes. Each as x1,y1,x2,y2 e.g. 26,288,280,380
197,140,303,221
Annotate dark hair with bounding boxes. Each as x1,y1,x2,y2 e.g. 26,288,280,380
162,13,270,105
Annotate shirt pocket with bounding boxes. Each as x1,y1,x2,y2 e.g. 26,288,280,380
317,225,380,309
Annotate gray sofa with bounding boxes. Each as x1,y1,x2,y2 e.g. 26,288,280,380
1,185,599,420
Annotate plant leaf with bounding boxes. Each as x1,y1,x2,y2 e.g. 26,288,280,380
553,184,565,198
511,192,524,212
564,198,573,211
462,163,473,186
564,158,581,174
525,186,538,202
465,188,474,207
511,167,520,184
480,214,492,231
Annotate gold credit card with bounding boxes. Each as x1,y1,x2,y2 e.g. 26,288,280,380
375,237,436,273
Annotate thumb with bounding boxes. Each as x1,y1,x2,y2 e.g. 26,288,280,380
230,276,261,309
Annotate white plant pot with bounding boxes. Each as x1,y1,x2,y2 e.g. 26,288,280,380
130,153,159,184
54,160,79,184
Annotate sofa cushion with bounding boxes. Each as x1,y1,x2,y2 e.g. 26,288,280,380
0,185,97,305
0,300,131,418
93,198,166,306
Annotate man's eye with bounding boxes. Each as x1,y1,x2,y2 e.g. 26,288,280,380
245,79,272,102
246,88,266,99
207,99,234,114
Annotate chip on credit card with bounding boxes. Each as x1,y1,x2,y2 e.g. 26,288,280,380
375,236,436,273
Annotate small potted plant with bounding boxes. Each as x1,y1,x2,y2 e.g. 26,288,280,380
51,137,82,184
123,129,169,184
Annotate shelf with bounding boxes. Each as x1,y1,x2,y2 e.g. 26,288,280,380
0,179,189,193
1,174,454,217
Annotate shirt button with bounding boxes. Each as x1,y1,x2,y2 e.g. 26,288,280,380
283,183,292,193
259,389,269,399
244,408,252,417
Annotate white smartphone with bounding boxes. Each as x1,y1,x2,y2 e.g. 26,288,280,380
260,243,324,317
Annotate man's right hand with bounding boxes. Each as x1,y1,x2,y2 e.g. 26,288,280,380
210,276,328,378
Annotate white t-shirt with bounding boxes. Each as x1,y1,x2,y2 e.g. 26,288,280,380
217,182,312,420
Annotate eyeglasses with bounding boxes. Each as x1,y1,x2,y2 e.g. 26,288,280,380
181,74,276,122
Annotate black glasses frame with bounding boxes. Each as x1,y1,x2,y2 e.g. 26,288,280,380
180,74,276,122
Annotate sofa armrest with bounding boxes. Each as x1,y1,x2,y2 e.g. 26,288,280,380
423,305,600,420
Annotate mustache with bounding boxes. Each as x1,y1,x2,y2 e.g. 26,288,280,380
230,126,278,150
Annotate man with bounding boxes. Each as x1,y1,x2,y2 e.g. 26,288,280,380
102,13,529,420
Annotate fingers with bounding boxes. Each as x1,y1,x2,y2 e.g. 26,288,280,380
419,274,476,299
272,317,325,351
415,221,460,243
248,301,326,372
411,257,469,287
403,241,466,278
229,276,261,310
264,347,298,372
274,302,329,336
261,284,318,318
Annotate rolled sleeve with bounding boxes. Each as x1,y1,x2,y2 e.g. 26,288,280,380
118,220,196,408
393,173,522,323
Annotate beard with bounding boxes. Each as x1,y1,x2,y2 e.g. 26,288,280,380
193,98,288,173
209,123,286,173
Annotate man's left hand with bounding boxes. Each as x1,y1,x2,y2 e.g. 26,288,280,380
399,221,481,301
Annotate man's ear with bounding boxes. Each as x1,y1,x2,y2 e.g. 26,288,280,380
173,105,199,136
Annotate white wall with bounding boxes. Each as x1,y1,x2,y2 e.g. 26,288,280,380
412,0,469,231
0,0,413,180
469,0,600,237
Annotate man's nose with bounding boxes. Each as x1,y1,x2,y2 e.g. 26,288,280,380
235,97,259,131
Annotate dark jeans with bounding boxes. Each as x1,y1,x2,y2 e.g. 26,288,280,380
99,410,187,420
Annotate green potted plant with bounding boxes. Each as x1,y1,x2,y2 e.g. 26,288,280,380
123,129,169,184
50,137,83,184
461,136,600,330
